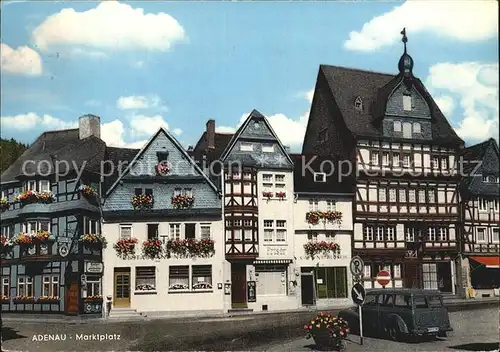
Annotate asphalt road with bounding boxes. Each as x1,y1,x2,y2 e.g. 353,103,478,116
259,308,500,352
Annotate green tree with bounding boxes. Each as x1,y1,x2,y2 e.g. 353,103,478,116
0,138,28,175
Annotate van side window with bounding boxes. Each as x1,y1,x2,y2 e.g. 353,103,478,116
394,294,411,308
381,294,394,307
428,295,443,307
364,294,378,306
414,296,427,308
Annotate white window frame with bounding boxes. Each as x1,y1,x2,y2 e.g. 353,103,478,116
119,224,132,239
478,198,488,212
476,228,486,243
403,95,412,111
135,267,156,292
389,188,397,202
418,190,426,203
2,277,9,298
371,151,379,165
393,264,401,278
18,276,33,297
399,189,406,202
240,143,253,152
492,228,499,243
326,200,336,211
1,224,13,239
307,232,318,242
308,199,319,211
376,226,384,241
378,188,386,202
428,227,437,242
364,226,374,241
24,220,51,235
386,227,395,241
39,180,51,192
275,220,286,243
382,152,390,166
432,156,440,170
413,122,421,134
262,144,274,153
405,227,416,242
403,153,411,167
85,218,99,234
233,220,242,241
200,224,211,240
363,265,371,278
393,121,402,132
428,189,435,203
438,227,448,242
409,189,416,202
85,275,101,297
169,223,181,240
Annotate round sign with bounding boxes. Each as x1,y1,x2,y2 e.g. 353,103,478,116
376,270,391,287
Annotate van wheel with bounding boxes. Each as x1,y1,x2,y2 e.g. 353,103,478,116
387,325,401,342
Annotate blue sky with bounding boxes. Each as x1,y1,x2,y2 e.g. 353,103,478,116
1,1,498,151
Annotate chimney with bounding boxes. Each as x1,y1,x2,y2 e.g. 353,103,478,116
206,119,215,149
79,114,101,140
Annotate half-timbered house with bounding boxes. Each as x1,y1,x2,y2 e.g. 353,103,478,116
301,31,464,292
459,138,500,298
1,115,109,316
291,154,355,308
101,127,224,316
193,110,297,312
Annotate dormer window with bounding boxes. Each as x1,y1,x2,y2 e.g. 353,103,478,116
354,96,363,111
403,94,412,111
240,143,253,152
262,144,274,153
413,122,421,134
313,172,326,183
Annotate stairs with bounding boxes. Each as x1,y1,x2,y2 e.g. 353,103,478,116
108,307,144,320
227,308,254,316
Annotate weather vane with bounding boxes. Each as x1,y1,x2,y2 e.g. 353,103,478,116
401,28,408,53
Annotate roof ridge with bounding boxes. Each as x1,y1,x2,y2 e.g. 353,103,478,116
320,64,396,77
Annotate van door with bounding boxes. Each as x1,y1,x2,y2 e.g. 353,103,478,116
377,294,395,334
413,295,451,333
361,293,379,333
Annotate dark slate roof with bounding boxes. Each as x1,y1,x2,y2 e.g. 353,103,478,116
291,154,355,194
318,65,464,145
460,138,499,197
191,131,234,163
102,146,139,191
1,129,107,183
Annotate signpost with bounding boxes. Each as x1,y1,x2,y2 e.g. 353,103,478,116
349,257,365,345
376,270,391,288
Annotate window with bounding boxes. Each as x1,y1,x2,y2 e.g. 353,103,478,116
492,199,499,212
394,294,410,308
264,220,273,242
393,121,402,132
399,189,406,202
309,199,319,211
403,95,412,111
147,224,159,240
169,266,189,290
276,220,286,242
42,275,59,297
413,123,421,134
363,265,371,279
23,220,51,235
119,225,132,239
134,188,142,196
318,129,328,143
2,277,9,297
304,267,347,299
378,188,386,202
326,200,336,212
389,188,397,202
441,157,448,170
274,175,285,189
405,226,420,242
325,234,335,242
1,224,13,239
240,143,253,152
422,263,438,290
418,190,426,203
432,156,440,169
428,189,435,203
376,226,384,241
382,152,390,166
173,188,192,197
262,144,274,153
354,96,363,111
438,227,448,241
403,122,412,138
386,227,395,241
403,153,411,167
244,228,253,242
371,151,379,165
243,219,252,227
478,198,488,211
492,228,499,243
364,225,374,241
169,224,180,240
364,294,378,306
185,223,196,239
428,227,437,242
136,267,155,291
86,275,101,297
233,220,242,241
477,228,486,242
192,265,212,290
26,180,51,192
393,153,400,166
393,264,401,278
39,180,51,192
42,276,50,297
200,224,211,240
262,173,286,192
256,265,287,295
409,189,416,203
17,277,33,297
314,173,326,183
85,218,99,234
307,232,318,242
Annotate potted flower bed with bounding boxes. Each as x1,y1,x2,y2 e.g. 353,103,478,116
33,230,55,243
1,295,9,304
37,296,60,304
79,184,97,199
0,197,9,212
1,235,14,253
13,233,33,246
306,211,343,225
113,237,138,259
171,194,195,209
304,312,349,351
262,191,273,199
13,296,36,304
79,233,107,249
15,190,54,206
131,194,154,210
275,191,286,199
304,241,340,260
84,295,103,303
142,239,164,259
166,238,215,258
156,161,170,176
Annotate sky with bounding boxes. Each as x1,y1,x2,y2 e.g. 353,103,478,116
1,0,498,152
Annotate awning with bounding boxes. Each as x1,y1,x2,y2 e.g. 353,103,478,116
253,259,293,265
470,256,500,268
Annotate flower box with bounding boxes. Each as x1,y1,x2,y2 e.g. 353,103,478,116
79,233,107,248
1,296,9,304
304,241,340,259
275,192,286,199
0,197,9,212
304,312,349,351
171,194,195,209
131,194,154,210
142,239,164,259
13,233,33,245
37,297,60,304
1,236,14,253
305,211,343,225
79,185,97,198
15,191,55,206
32,230,55,243
113,237,138,259
262,191,273,199
13,296,36,304
84,296,103,303
166,238,215,258
156,162,170,176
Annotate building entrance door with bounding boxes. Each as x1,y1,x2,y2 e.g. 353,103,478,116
437,262,452,292
65,281,79,315
404,262,422,289
231,263,247,308
301,273,315,306
113,268,131,307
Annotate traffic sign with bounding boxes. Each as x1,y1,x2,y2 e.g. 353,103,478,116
351,283,366,305
376,270,391,288
350,256,364,277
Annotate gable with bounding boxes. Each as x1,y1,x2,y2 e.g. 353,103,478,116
385,83,431,119
221,110,293,169
463,139,500,197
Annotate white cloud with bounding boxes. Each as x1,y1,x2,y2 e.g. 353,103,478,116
426,62,499,142
101,120,126,147
116,95,166,111
0,112,76,131
344,1,498,51
215,126,237,134
70,47,108,59
129,114,169,137
1,43,42,76
305,89,314,103
32,1,185,52
173,128,183,136
434,96,454,117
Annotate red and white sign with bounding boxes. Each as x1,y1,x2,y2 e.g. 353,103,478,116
376,270,391,287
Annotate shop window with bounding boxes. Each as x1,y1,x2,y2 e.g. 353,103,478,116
255,265,286,296
169,266,189,290
310,267,347,299
192,265,212,290
422,263,438,290
136,267,156,291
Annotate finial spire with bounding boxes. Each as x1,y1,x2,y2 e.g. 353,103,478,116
401,28,408,53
